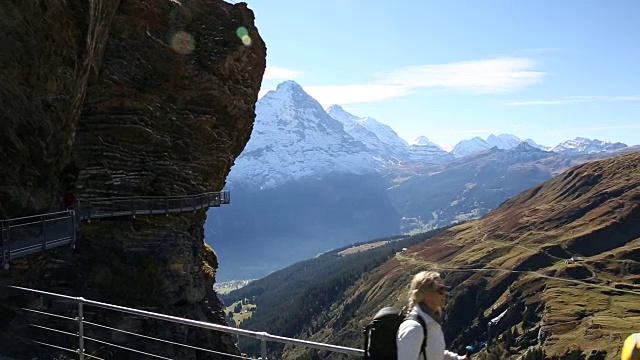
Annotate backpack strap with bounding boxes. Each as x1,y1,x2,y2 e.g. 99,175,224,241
407,313,428,360
362,323,372,360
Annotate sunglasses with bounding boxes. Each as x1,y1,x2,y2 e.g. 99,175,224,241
433,285,450,295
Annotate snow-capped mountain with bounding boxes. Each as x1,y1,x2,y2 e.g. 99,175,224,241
228,81,376,188
524,138,550,151
211,80,636,279
499,141,553,162
408,136,453,162
228,80,631,189
486,134,522,149
452,137,493,157
326,105,452,163
451,134,553,157
412,136,443,149
551,137,628,156
325,105,408,158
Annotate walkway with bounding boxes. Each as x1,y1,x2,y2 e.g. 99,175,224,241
1,191,230,268
0,283,364,359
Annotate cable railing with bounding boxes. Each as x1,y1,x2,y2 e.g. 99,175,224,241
1,210,77,270
0,284,364,359
76,191,230,222
1,191,230,269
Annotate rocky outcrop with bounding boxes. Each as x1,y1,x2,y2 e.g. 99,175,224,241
75,0,265,197
0,1,95,217
0,0,266,358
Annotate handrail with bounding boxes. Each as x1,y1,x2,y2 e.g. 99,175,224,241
84,190,230,202
0,284,364,358
1,210,75,224
1,190,230,268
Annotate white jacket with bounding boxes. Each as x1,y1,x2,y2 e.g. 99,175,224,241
396,305,465,360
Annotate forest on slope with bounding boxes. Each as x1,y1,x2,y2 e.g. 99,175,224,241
220,228,450,357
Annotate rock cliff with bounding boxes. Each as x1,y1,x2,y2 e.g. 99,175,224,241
0,0,266,358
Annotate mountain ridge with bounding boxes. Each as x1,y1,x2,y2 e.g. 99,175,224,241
210,80,637,280
239,80,633,188
225,151,640,360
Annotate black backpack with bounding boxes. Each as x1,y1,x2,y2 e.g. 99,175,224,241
363,307,428,360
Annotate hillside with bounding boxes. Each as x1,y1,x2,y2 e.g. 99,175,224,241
210,144,635,281
388,143,556,232
388,145,639,233
247,151,638,359
207,80,637,281
219,230,451,358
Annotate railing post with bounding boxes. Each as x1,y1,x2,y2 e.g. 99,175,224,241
71,210,77,250
1,221,7,270
3,221,10,269
192,197,196,213
261,338,267,360
165,198,169,216
77,299,85,360
132,197,136,219
41,216,47,251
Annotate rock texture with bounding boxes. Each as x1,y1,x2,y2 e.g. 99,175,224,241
0,0,266,359
75,0,265,197
0,1,95,217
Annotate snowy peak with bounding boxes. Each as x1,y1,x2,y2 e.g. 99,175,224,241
261,80,327,118
524,138,550,151
276,79,304,93
357,116,409,148
511,141,547,154
486,133,522,149
325,104,359,127
453,133,529,157
228,82,375,188
495,141,555,163
412,136,431,146
551,137,628,155
325,105,409,157
452,136,492,158
229,80,632,188
407,135,450,161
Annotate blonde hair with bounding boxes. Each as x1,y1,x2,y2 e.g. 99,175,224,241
406,271,442,313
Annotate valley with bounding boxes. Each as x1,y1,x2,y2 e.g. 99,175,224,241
205,80,638,281
221,152,640,359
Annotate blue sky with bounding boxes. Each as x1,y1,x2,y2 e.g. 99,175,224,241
246,0,640,150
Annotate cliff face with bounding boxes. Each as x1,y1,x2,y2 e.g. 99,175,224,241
76,0,265,197
0,1,90,216
0,0,266,358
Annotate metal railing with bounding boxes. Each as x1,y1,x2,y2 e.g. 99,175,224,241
76,190,230,222
1,211,77,269
1,191,230,268
0,284,364,359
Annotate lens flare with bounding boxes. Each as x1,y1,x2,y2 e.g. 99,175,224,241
236,26,252,46
236,27,248,38
170,31,195,54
